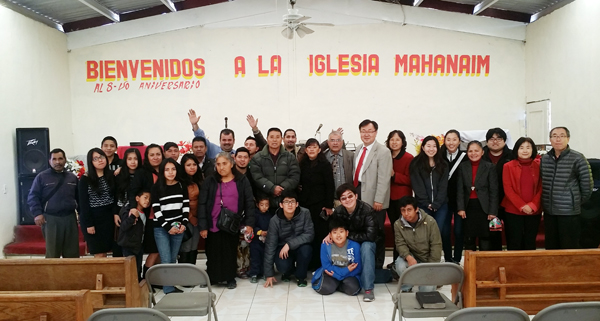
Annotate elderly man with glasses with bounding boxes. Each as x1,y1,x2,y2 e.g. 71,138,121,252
322,129,355,206
541,126,593,249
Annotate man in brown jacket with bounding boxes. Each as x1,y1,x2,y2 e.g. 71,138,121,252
393,196,442,292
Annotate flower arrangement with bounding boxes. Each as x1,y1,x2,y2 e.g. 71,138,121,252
177,141,193,154
65,158,85,179
410,133,445,154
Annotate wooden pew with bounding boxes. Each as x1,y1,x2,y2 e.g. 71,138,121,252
0,290,93,321
463,249,600,314
0,257,148,310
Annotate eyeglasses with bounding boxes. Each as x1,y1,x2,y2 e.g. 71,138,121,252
92,156,106,162
551,135,568,140
282,200,296,205
488,137,504,142
360,130,376,134
329,139,342,143
340,194,355,202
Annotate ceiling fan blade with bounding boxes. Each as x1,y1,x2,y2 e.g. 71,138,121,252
294,16,311,23
254,23,286,28
296,24,314,38
281,27,294,39
304,22,334,26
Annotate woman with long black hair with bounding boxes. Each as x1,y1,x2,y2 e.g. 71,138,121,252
115,149,143,218
151,158,189,294
129,144,164,279
410,136,449,239
178,154,203,265
79,148,118,258
298,138,335,270
199,152,255,289
440,130,468,263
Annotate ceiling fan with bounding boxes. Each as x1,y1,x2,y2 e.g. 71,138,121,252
280,0,334,39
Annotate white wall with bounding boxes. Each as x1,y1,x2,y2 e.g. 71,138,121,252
0,6,72,255
526,0,600,157
0,0,533,253
68,12,526,156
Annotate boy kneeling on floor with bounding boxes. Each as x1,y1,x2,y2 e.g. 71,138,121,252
312,216,362,295
263,190,314,288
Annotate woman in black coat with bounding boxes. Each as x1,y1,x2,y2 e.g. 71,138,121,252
440,130,469,263
298,138,335,270
79,148,118,257
198,152,255,289
456,141,499,251
129,144,164,278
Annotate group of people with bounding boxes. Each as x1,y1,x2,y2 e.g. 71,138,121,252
27,108,594,301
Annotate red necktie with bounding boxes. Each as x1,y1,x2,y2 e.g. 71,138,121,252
353,147,367,187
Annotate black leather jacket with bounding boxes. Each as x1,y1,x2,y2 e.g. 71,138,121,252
332,199,379,243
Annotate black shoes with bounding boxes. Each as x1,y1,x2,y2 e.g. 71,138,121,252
227,280,237,289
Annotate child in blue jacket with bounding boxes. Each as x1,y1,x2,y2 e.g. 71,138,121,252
312,216,362,295
249,195,274,283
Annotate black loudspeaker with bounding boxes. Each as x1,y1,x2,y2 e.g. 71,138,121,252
19,176,36,225
16,128,49,176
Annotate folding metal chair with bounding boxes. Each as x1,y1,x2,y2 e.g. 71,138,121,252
146,264,218,320
391,262,464,320
446,307,530,321
531,301,600,321
88,307,170,321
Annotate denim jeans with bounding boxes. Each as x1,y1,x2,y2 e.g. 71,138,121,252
395,256,437,292
274,243,312,280
442,211,464,263
360,241,376,290
154,227,184,294
422,203,449,263
422,203,449,236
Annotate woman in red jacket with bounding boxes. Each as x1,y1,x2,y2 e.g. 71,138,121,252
501,137,542,250
386,130,413,264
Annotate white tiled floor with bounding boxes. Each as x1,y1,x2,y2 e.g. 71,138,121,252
152,255,454,321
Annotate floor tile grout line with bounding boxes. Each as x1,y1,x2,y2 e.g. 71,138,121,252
245,281,259,321
285,280,290,321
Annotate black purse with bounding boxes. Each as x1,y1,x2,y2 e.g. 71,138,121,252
181,221,194,242
216,182,242,235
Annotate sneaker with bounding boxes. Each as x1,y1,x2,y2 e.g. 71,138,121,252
237,271,249,279
250,275,258,283
363,290,375,302
297,279,307,287
227,280,237,289
281,273,292,282
388,264,399,280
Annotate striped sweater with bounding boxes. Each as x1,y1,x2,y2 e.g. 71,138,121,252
151,182,190,231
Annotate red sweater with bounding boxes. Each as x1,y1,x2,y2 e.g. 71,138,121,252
470,160,480,199
390,152,414,200
501,159,542,215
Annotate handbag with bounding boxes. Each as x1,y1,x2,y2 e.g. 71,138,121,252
181,221,194,242
216,182,242,235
